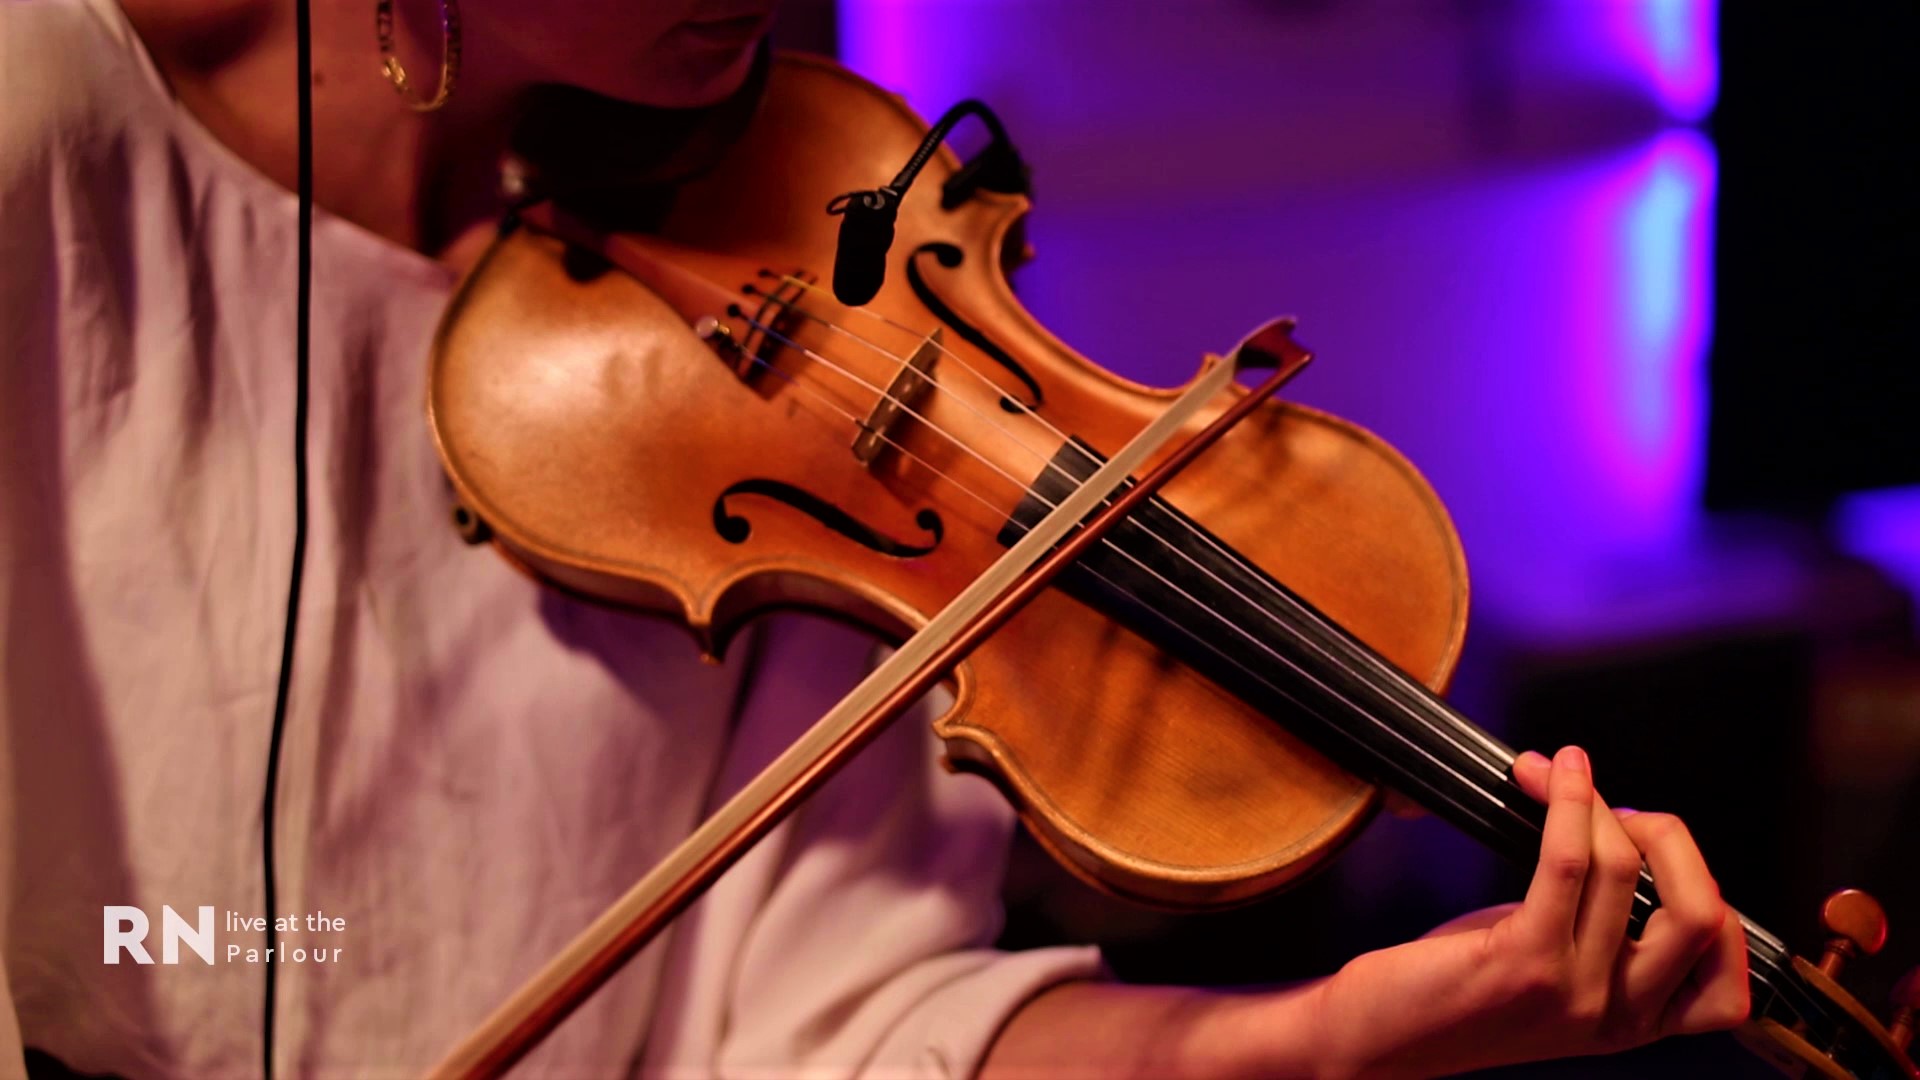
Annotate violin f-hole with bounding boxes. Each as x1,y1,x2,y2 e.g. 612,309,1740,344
711,479,943,558
906,242,1044,415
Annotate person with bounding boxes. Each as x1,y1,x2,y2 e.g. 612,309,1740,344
0,0,1752,1075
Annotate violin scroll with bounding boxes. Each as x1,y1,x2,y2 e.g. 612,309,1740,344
1740,889,1918,1079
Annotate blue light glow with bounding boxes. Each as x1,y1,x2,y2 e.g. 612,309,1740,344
1600,0,1720,122
1594,128,1716,534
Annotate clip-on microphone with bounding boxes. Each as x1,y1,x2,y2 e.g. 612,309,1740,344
827,99,1029,307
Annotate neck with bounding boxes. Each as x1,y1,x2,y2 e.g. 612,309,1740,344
123,0,534,267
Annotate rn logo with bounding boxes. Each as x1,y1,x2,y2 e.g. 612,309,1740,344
103,905,214,965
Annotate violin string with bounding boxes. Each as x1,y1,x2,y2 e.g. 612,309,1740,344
728,343,1028,529
658,263,1750,958
681,254,1512,790
762,274,1513,773
735,311,1520,813
723,338,1516,846
753,281,1512,778
746,284,1062,482
769,273,1040,416
729,319,1723,993
741,307,1812,1024
732,319,1092,523
754,312,1814,1034
708,289,1804,1032
749,299,1819,1026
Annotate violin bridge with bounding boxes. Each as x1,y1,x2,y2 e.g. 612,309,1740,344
853,328,942,466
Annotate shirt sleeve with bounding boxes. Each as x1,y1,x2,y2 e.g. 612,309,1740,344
638,615,1105,1079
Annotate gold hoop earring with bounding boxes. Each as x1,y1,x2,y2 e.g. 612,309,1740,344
375,0,461,112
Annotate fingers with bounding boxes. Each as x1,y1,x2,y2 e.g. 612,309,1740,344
1517,748,1642,982
1517,746,1595,948
1509,747,1747,1044
1512,749,1550,802
1572,787,1643,984
1513,751,1637,822
1660,898,1752,1034
1616,812,1731,1026
1512,750,1635,820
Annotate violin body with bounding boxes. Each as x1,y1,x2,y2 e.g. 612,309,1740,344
428,53,1469,908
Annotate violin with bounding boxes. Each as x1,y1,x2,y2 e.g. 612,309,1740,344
425,53,1919,1079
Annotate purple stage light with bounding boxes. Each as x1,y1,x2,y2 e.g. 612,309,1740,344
1584,128,1716,544
1599,0,1721,124
1838,488,1920,629
834,1,1722,616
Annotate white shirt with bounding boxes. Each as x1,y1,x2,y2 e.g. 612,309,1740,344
0,1,1100,1074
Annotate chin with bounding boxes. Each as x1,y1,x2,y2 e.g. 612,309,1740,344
604,43,761,109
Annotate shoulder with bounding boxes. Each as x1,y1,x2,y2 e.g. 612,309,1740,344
0,0,171,193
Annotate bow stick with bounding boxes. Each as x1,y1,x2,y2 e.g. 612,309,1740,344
428,320,1312,1078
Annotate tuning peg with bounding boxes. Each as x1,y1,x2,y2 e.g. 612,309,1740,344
1817,889,1889,980
1891,968,1919,1053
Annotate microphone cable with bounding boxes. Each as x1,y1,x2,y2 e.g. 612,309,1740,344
261,0,316,1072
826,99,1028,306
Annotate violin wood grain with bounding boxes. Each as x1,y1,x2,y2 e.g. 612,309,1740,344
429,53,1467,910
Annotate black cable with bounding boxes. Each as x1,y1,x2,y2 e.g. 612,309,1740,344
825,99,1028,306
881,100,1010,198
262,0,314,1073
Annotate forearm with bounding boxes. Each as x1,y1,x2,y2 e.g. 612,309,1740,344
979,977,1331,1080
977,932,1503,1080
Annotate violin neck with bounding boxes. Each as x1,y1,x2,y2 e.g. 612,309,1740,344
1006,441,1826,1041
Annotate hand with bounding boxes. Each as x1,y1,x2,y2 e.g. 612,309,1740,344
1310,745,1750,1079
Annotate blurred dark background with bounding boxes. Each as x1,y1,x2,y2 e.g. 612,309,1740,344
778,2,1919,1075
